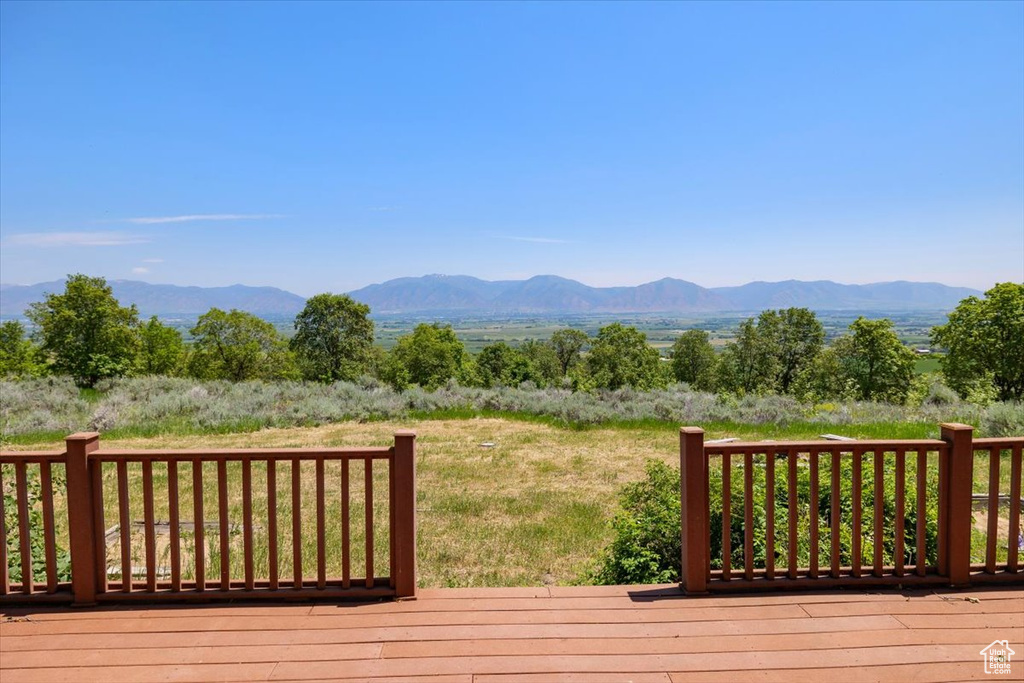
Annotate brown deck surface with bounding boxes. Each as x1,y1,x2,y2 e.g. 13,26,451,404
1,584,1022,682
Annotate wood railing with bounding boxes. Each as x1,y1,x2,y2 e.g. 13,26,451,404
680,424,1024,593
1,432,417,605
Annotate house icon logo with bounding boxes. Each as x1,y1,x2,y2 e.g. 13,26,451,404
980,640,1015,675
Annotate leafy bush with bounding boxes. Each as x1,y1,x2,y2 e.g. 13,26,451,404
592,460,681,584
3,467,72,584
593,452,942,585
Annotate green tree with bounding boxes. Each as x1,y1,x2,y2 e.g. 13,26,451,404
519,339,562,387
550,329,589,376
932,283,1024,401
188,308,296,381
0,321,43,377
835,317,916,403
761,308,825,393
585,323,666,390
476,342,531,388
138,317,185,376
26,274,140,387
717,319,778,394
291,293,375,383
382,323,469,390
669,329,717,390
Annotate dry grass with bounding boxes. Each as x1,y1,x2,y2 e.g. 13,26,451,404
5,418,681,588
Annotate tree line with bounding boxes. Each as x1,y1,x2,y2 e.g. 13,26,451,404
1,274,1020,404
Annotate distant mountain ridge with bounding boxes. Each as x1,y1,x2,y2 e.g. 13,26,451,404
0,280,306,318
0,275,982,318
348,274,981,314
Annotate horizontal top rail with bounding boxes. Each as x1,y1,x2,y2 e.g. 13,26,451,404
972,437,1024,447
88,447,394,462
702,438,947,454
0,451,67,463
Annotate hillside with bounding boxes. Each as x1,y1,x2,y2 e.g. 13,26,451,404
0,275,982,318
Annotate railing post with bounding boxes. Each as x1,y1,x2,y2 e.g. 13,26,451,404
65,432,100,606
680,427,708,594
941,423,974,587
392,431,417,599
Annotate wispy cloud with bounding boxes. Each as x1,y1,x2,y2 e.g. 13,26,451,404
122,214,285,225
131,267,150,275
141,258,164,263
497,235,571,244
5,231,151,247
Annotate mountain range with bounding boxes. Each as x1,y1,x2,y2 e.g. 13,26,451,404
347,275,981,314
0,275,982,318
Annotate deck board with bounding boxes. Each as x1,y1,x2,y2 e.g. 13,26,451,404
2,584,1021,682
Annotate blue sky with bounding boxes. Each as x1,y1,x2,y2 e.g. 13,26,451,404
1,1,1021,296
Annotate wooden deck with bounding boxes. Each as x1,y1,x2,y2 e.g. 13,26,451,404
1,584,1022,682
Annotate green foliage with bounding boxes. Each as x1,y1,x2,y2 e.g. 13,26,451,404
291,293,375,383
669,329,717,390
763,308,825,394
382,323,470,390
27,274,141,388
717,308,823,395
836,317,916,403
188,308,297,381
519,339,562,388
592,460,681,585
595,451,941,585
550,329,589,376
3,467,72,584
717,319,777,394
138,316,185,376
477,342,531,388
0,321,44,378
584,323,667,391
933,283,1024,401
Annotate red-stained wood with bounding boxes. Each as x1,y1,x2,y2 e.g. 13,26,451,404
192,459,205,592
39,461,58,593
1009,445,1022,572
873,449,884,578
342,458,351,590
316,457,326,590
267,459,278,591
916,449,927,576
142,461,156,592
720,453,730,581
894,450,905,577
851,448,862,577
389,452,397,590
217,460,229,591
393,432,417,598
90,447,392,461
0,465,7,595
705,439,946,456
365,457,374,589
242,460,254,591
786,451,797,580
764,451,774,580
91,458,106,595
808,451,819,579
292,457,302,590
679,428,707,594
116,459,131,593
941,423,974,587
15,461,33,594
168,461,181,592
830,451,840,579
743,453,753,581
986,446,1000,573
